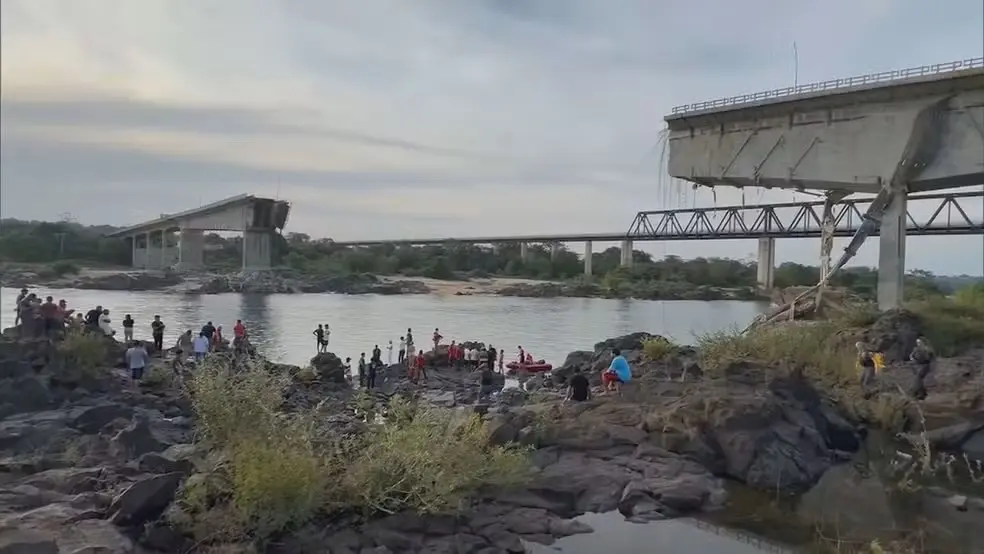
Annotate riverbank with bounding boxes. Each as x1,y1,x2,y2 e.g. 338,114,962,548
0,264,761,301
1,293,981,553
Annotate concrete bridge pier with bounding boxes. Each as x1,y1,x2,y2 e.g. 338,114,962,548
177,228,205,269
877,192,907,310
756,237,776,290
620,239,634,268
520,242,529,263
550,242,561,262
583,241,593,277
242,230,272,270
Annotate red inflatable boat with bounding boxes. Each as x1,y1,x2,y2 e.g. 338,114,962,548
505,361,553,374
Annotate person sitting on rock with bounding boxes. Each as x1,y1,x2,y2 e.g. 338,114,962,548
908,337,935,400
566,367,591,403
603,348,632,395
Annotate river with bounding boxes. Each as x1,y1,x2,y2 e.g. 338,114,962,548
2,288,797,552
0,288,768,367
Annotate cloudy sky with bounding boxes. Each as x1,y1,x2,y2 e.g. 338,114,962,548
2,0,982,275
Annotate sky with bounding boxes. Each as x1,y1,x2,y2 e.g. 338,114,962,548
1,0,982,275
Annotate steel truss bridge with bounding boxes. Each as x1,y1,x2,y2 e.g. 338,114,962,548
328,191,983,247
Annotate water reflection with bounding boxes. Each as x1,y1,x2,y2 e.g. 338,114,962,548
524,513,789,554
0,288,768,367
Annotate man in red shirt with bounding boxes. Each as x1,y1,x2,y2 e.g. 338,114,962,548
233,319,246,338
415,351,427,382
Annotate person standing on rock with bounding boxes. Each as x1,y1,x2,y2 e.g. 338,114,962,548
343,357,353,383
415,349,428,382
908,337,935,400
406,328,414,349
387,340,394,365
432,328,442,352
125,340,150,390
234,319,246,341
151,315,166,355
13,288,28,326
372,344,382,367
39,296,60,338
856,342,877,394
122,314,135,343
498,349,505,373
367,357,378,389
486,344,497,373
398,336,407,366
323,324,331,347
358,353,367,387
200,321,216,342
314,325,326,353
193,332,210,363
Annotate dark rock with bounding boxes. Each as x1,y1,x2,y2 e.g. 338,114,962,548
109,418,166,459
71,404,134,435
109,472,183,526
137,452,194,475
0,528,59,554
310,352,347,383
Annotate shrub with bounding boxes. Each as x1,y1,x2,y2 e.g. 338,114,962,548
697,321,856,385
343,402,531,515
51,261,81,276
184,358,532,544
642,336,677,360
57,331,110,378
906,290,984,356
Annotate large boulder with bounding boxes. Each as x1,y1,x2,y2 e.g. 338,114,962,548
310,352,347,383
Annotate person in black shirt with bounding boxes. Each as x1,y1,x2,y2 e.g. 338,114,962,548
85,306,103,330
313,325,325,353
151,315,166,353
372,344,382,365
405,328,414,348
486,344,497,373
566,368,591,402
122,314,135,342
201,321,216,341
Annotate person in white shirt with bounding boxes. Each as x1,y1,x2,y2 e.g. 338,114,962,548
193,332,210,362
398,336,407,366
464,347,474,368
386,340,394,365
98,309,115,337
323,324,331,346
124,341,150,390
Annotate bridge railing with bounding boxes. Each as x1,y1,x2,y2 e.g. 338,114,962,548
670,57,984,115
626,192,983,240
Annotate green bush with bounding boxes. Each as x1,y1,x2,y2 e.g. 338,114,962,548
184,358,532,544
906,288,984,356
51,261,81,276
642,336,677,360
57,331,110,379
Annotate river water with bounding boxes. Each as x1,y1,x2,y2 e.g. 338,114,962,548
1,288,793,552
0,288,768,367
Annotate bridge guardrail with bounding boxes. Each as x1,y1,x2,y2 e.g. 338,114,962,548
670,57,984,115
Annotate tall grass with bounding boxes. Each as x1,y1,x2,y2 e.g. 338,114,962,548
57,330,111,380
182,358,531,544
907,284,984,356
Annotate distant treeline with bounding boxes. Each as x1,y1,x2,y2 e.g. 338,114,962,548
0,219,974,299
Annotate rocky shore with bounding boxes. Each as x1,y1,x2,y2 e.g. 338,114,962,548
0,265,759,300
1,310,982,553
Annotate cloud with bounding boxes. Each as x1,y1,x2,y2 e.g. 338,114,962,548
1,0,982,274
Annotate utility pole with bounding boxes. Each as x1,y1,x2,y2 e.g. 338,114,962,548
55,212,74,259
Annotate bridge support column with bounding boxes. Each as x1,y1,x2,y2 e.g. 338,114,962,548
620,240,633,268
145,230,166,269
177,228,205,269
519,242,529,263
756,237,776,291
550,242,560,262
583,241,593,277
243,230,272,271
878,192,907,310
